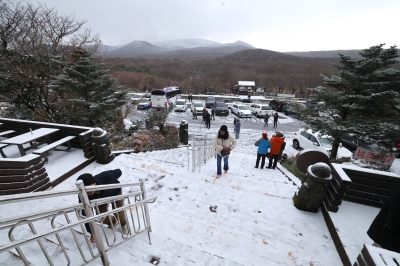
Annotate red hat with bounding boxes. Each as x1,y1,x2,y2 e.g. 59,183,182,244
262,132,268,137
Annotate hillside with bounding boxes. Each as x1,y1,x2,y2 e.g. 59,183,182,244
285,50,363,58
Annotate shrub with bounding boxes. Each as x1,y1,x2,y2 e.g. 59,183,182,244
281,156,306,182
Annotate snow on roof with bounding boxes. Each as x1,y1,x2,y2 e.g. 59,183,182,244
238,81,255,86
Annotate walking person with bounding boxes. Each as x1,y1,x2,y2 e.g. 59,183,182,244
204,109,211,129
233,117,238,133
273,112,278,128
267,131,285,170
188,93,193,102
192,107,198,119
264,114,270,127
214,125,237,178
254,132,272,169
77,169,129,243
235,119,241,139
211,107,215,120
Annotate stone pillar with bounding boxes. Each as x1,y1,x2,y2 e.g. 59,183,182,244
293,162,332,212
92,128,114,164
179,120,188,145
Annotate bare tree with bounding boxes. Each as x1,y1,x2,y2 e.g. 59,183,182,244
0,0,101,122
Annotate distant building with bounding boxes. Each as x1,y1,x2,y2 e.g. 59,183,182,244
255,87,265,96
232,81,255,96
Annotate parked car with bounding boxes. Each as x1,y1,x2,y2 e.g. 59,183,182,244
303,101,319,110
143,94,151,101
174,99,187,112
268,99,285,112
231,104,252,118
137,100,150,110
240,98,252,103
191,102,204,114
293,129,353,158
205,96,216,108
213,102,229,116
130,94,143,104
340,134,377,152
249,104,274,117
341,134,400,157
224,99,234,109
240,98,253,107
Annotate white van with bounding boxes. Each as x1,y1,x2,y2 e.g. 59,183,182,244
174,99,187,112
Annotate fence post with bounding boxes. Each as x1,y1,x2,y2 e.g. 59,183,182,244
139,179,153,245
191,134,195,172
75,180,110,266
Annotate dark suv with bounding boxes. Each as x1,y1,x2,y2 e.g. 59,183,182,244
205,96,216,108
213,102,229,116
269,99,285,112
341,134,400,157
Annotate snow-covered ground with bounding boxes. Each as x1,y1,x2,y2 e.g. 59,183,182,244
1,124,399,265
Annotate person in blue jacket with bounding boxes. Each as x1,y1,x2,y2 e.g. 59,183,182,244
254,132,272,169
77,169,128,243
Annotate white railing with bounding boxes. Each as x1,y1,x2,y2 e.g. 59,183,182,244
0,179,156,266
187,133,216,172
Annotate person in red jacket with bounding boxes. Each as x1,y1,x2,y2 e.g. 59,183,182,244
267,131,285,169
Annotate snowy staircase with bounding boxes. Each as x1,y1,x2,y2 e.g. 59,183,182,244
1,147,333,266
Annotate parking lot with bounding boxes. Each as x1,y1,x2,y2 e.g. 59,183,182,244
129,96,306,134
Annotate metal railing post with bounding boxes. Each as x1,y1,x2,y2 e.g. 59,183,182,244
139,179,153,244
75,180,110,266
191,133,195,172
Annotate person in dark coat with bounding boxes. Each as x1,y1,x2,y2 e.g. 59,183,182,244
367,187,400,253
264,114,270,127
211,108,215,120
77,169,128,243
273,112,278,128
204,110,211,129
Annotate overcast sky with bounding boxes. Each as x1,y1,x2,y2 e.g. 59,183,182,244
38,0,399,52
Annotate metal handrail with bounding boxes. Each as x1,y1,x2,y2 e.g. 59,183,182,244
0,203,84,230
188,133,216,172
0,179,157,266
2,198,156,253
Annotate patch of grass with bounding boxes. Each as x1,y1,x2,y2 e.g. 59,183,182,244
281,157,306,181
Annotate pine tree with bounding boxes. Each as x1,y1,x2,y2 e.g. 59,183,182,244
49,48,127,127
302,44,400,159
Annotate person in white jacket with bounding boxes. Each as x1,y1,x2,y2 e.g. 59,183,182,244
214,125,237,178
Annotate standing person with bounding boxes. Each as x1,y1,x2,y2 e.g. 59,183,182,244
277,136,286,161
204,110,211,129
211,107,215,120
192,107,197,119
188,93,192,102
235,119,241,139
254,132,272,169
367,187,400,253
77,169,129,243
273,112,278,128
233,117,238,133
267,131,285,170
264,114,270,127
214,125,237,178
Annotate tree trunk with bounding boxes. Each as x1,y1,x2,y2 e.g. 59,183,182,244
331,137,341,159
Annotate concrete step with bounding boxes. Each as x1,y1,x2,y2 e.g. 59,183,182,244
6,224,87,266
149,210,287,265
